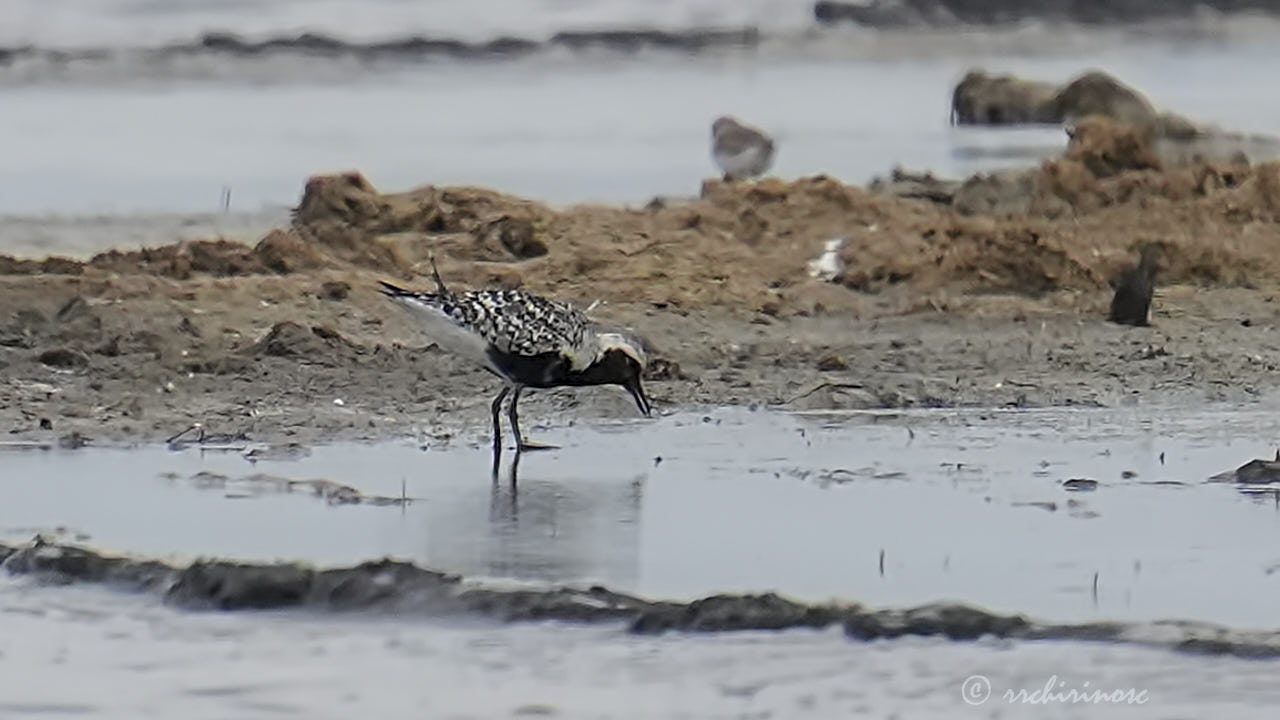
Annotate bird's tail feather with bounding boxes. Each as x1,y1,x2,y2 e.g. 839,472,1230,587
378,280,438,302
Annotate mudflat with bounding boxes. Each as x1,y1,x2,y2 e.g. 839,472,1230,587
3,126,1280,447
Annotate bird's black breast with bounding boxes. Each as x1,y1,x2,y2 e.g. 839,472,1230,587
486,346,572,388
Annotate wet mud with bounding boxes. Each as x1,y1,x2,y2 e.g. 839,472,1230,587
4,143,1280,445
4,537,1278,659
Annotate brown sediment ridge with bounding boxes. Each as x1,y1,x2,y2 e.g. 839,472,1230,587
4,118,1280,445
7,121,1280,315
3,537,1279,658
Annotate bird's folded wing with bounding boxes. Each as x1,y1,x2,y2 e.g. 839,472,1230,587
445,290,592,360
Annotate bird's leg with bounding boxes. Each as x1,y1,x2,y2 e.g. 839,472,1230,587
508,385,558,453
490,385,511,475
508,448,522,487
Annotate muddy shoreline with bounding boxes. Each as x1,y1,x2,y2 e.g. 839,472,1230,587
4,153,1280,445
3,537,1278,658
2,275,1279,448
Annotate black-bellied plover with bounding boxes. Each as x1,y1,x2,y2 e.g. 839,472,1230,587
380,264,651,466
711,116,775,181
1109,244,1162,327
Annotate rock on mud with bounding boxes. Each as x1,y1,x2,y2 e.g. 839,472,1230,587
951,69,1160,129
244,321,366,365
631,593,842,634
1210,452,1280,484
37,347,90,369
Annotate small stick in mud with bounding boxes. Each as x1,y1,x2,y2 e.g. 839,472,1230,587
428,253,448,294
165,423,205,446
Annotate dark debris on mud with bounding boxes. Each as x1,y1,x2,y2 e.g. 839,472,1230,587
4,538,1279,659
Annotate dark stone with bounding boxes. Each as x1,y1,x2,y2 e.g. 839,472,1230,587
643,357,685,381
844,602,1031,641
460,587,650,624
166,561,315,610
1109,244,1162,327
244,321,365,363
177,317,202,337
0,539,168,591
631,593,841,634
320,280,351,301
37,347,90,369
1228,454,1280,484
311,560,458,609
815,352,849,372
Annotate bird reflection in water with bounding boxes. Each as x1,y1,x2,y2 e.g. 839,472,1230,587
418,462,648,590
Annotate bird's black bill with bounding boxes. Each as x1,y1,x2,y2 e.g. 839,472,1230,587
625,376,652,417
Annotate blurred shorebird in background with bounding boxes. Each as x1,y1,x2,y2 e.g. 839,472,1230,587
711,115,776,181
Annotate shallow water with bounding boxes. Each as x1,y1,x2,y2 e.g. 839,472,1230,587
3,0,819,47
5,407,1280,718
3,580,1280,719
5,407,1280,628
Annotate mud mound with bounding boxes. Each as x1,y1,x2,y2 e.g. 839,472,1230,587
950,70,1058,125
1048,71,1157,127
837,218,1097,297
254,229,326,273
243,321,367,366
88,239,271,279
1063,115,1163,177
8,234,326,281
290,171,549,271
0,256,84,276
946,67,1280,170
7,538,1280,658
297,162,1280,311
8,151,1280,324
951,69,1162,130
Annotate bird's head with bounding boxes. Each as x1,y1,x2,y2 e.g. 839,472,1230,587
711,116,738,139
594,331,651,416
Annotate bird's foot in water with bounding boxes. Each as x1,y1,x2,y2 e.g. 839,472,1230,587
517,441,559,452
